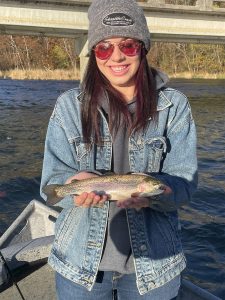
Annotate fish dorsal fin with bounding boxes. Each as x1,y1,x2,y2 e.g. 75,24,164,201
102,171,115,176
71,179,79,183
128,172,146,176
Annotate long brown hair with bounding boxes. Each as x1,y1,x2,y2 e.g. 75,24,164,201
81,48,158,144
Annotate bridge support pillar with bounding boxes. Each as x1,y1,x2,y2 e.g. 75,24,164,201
74,34,89,80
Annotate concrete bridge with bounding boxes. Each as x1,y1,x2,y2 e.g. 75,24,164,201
0,0,225,75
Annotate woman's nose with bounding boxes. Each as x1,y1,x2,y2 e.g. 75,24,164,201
110,45,125,62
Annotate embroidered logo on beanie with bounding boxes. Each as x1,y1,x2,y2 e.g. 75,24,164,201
103,13,134,27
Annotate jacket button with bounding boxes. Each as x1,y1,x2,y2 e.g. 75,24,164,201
137,138,143,145
148,281,155,288
140,244,147,251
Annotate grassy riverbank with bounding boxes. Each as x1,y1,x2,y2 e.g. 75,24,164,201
169,72,225,80
0,69,225,80
0,69,80,80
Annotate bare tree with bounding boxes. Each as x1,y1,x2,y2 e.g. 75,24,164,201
9,35,24,70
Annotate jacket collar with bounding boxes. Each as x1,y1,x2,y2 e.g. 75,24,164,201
76,90,85,103
77,88,172,111
157,90,173,111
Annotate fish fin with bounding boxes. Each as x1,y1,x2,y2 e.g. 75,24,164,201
130,172,147,176
71,179,79,183
139,189,164,198
131,192,141,197
42,184,64,206
131,189,164,198
93,203,104,208
135,207,142,212
102,171,115,176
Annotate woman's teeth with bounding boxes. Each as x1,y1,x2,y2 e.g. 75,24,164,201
111,65,128,72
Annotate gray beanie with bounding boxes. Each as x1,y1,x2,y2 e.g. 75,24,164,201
88,0,151,53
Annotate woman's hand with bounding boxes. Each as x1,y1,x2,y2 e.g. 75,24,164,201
65,172,108,207
116,185,172,210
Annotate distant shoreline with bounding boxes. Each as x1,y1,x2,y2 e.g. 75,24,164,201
0,69,225,80
0,69,80,81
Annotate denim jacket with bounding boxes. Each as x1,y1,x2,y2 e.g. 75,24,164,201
40,86,197,295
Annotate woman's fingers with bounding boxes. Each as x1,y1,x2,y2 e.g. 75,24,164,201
75,192,88,206
83,192,99,207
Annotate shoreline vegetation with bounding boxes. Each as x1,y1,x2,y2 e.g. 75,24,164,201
0,35,224,81
0,69,224,81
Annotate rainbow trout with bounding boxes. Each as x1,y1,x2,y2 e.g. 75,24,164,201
43,173,165,206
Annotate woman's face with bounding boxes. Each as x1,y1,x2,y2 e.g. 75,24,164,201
94,37,141,97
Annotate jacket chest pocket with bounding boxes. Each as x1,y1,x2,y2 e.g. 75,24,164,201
144,137,167,172
73,137,93,170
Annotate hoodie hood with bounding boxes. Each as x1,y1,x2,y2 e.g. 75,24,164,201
154,69,169,90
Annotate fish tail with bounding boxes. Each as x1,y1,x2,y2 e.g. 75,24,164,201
42,184,63,205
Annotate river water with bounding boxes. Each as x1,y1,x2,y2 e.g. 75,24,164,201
0,78,225,298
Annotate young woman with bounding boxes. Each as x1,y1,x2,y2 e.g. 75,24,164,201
40,0,198,299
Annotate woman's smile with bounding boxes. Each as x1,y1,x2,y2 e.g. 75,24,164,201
109,64,130,75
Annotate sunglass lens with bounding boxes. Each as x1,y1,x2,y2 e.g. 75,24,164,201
120,40,141,56
95,43,113,60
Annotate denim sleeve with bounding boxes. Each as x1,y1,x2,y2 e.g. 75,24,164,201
40,114,79,208
150,96,198,212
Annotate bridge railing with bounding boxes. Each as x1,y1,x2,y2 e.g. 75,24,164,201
142,0,225,11
196,0,225,9
4,0,225,11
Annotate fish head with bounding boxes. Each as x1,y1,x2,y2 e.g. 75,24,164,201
137,177,165,197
